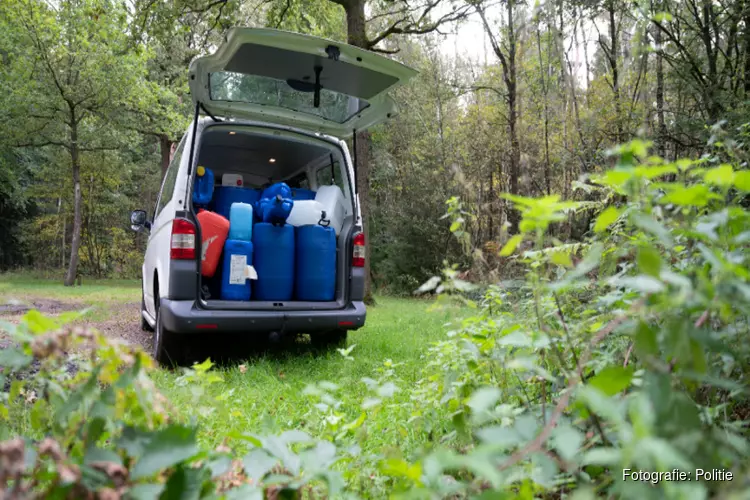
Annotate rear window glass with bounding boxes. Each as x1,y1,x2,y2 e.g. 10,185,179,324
209,72,370,124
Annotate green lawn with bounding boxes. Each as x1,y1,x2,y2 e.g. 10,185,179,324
0,276,462,494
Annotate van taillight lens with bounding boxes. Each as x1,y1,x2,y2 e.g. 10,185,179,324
352,232,365,268
171,219,196,260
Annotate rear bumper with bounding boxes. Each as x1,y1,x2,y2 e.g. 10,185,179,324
159,299,366,334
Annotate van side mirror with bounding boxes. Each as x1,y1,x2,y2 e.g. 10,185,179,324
130,210,150,231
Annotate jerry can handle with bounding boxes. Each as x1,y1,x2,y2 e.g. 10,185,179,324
318,211,331,227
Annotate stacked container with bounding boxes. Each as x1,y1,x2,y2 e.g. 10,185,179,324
220,201,255,301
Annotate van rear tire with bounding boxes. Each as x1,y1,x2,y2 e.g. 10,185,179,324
152,297,181,367
311,330,347,350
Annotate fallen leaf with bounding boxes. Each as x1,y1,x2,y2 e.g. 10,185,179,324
239,364,247,374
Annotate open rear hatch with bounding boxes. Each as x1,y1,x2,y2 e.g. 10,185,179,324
188,28,416,310
188,28,418,138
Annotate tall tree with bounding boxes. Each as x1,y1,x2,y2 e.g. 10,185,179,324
268,0,473,300
0,0,152,286
476,0,522,231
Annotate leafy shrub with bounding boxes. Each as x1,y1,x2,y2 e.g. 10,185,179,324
3,137,750,499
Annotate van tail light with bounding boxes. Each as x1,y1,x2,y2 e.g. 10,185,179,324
352,231,365,268
171,218,196,260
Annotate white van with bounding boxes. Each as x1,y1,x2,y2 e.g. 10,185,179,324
129,28,417,364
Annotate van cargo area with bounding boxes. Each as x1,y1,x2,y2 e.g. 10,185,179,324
191,123,358,311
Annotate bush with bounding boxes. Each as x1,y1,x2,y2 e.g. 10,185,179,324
2,138,750,499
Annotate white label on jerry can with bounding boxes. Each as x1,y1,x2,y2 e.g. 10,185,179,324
229,254,247,285
245,265,258,280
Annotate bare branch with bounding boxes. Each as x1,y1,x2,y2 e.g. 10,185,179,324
366,1,472,49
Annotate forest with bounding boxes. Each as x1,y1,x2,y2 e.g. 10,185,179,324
1,0,750,498
0,0,745,290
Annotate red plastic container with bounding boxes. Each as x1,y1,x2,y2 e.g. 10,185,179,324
197,209,230,277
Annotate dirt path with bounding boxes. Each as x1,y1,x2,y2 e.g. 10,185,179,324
0,297,151,351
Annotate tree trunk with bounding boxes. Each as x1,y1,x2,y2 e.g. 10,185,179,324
344,0,375,304
64,117,83,287
654,20,667,159
537,19,552,195
160,134,172,177
744,0,750,95
608,0,622,143
507,0,520,231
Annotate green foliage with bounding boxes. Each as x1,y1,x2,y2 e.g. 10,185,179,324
3,136,750,497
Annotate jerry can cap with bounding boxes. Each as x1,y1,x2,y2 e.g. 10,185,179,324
197,166,205,176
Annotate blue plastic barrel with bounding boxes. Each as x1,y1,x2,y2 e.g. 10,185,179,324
220,239,254,301
214,186,260,219
228,202,254,241
193,166,215,205
295,225,336,301
291,188,316,201
252,223,294,301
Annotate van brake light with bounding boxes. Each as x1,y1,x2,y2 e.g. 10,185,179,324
171,219,196,260
352,231,365,268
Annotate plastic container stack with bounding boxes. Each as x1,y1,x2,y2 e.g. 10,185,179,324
193,172,347,304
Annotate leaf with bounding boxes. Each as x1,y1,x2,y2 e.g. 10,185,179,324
0,348,32,371
377,381,399,398
279,430,312,444
125,483,165,500
206,455,232,479
475,425,522,448
703,164,734,187
23,309,58,334
660,184,719,207
242,448,277,483
343,412,367,431
84,447,122,466
636,246,662,277
581,447,621,466
632,213,673,247
612,275,665,294
466,387,501,414
130,425,199,480
160,464,207,500
588,366,635,396
734,171,750,191
550,250,573,268
499,235,523,256
640,437,693,469
223,485,264,500
380,458,423,483
576,387,625,426
634,321,658,359
552,423,584,462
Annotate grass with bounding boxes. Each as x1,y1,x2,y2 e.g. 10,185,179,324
1,276,463,493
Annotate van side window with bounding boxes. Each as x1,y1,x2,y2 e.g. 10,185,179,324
286,171,309,189
155,137,186,218
316,162,345,192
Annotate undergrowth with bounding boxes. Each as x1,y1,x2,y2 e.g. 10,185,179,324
1,134,750,498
